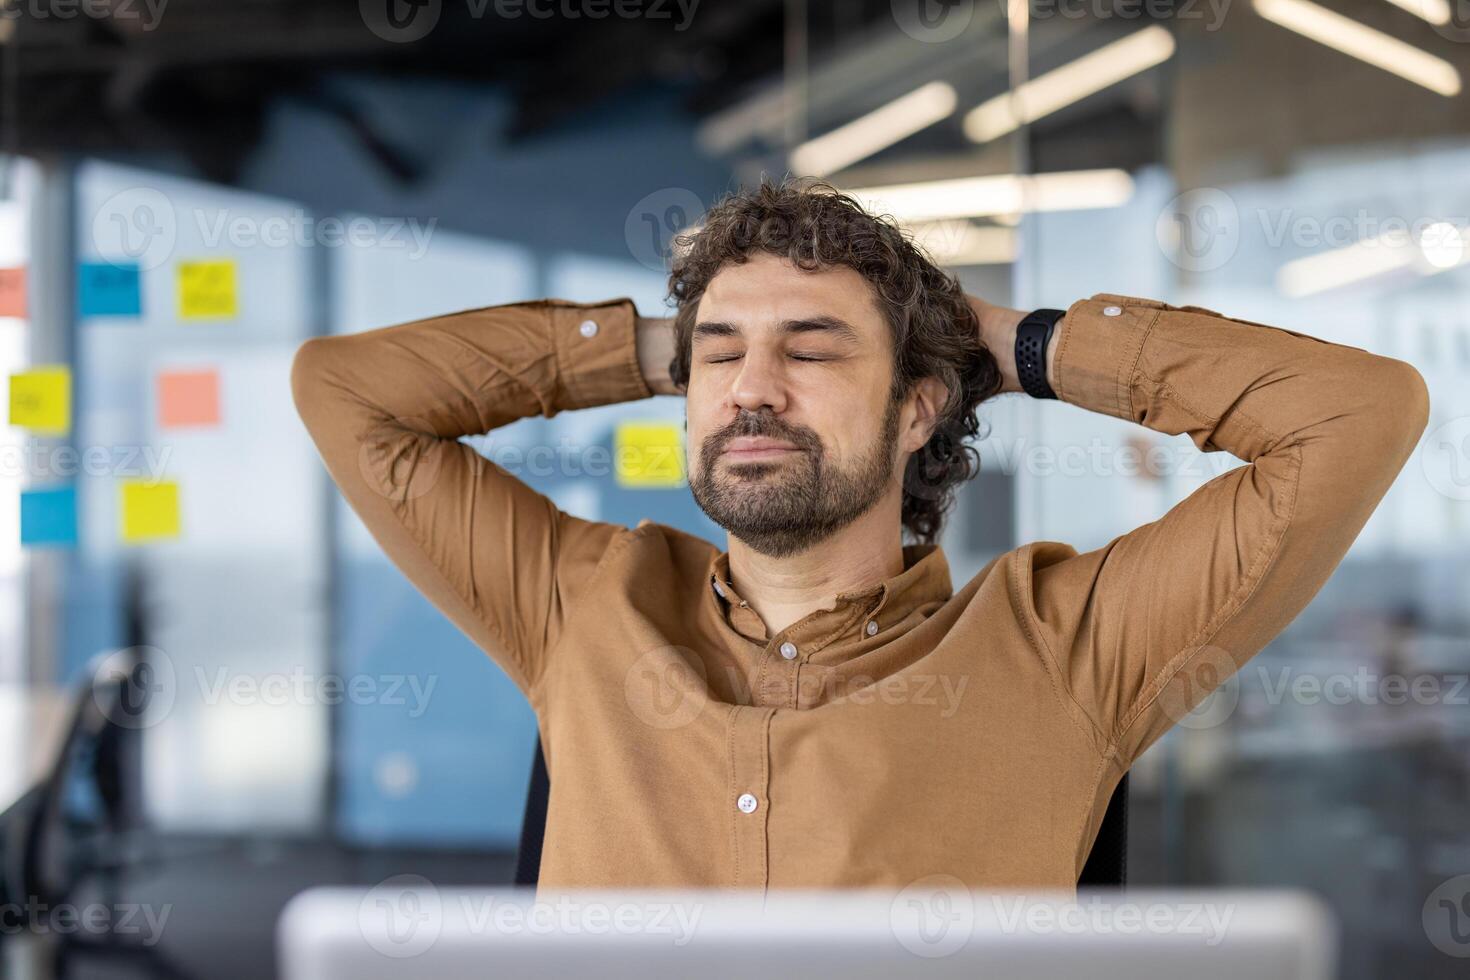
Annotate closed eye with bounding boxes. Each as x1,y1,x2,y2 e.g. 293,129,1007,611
705,354,830,363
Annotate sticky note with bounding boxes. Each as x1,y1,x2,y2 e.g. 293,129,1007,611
78,262,143,317
120,480,181,543
0,267,25,319
8,366,71,436
177,260,237,320
614,421,685,488
20,486,78,547
157,368,220,428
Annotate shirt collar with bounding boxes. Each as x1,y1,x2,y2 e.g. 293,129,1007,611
706,542,953,644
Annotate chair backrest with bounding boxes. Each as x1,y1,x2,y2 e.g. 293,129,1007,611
513,739,1128,888
1077,772,1129,887
512,738,551,887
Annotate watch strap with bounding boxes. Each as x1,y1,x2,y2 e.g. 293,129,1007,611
1015,308,1065,399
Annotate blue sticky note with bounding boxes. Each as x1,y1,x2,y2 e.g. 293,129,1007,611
20,485,78,547
77,262,143,318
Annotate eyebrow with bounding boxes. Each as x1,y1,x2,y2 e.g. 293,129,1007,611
692,315,863,347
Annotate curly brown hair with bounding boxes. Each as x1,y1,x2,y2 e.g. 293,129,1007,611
665,175,1003,546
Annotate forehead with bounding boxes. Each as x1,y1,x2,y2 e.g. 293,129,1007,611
696,252,885,339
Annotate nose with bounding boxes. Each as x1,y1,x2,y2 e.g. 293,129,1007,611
727,348,789,416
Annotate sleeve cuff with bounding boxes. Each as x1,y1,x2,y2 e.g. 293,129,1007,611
547,297,654,413
1051,293,1165,421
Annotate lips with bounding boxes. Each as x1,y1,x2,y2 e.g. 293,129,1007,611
724,437,798,454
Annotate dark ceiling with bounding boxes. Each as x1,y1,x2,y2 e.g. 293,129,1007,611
10,0,1459,194
0,0,919,183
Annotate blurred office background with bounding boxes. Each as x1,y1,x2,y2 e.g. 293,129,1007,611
0,1,1467,977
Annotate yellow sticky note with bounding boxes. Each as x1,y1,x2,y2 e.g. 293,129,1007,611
614,421,685,488
177,260,238,320
120,480,181,543
8,366,71,436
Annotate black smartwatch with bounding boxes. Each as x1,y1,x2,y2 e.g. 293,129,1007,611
1015,308,1065,399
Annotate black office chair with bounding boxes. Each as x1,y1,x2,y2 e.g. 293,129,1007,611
1,648,191,978
513,737,1128,887
2,565,192,977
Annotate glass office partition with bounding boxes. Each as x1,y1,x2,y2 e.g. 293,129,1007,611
1003,11,1470,977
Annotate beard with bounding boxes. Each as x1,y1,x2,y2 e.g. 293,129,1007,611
688,395,902,559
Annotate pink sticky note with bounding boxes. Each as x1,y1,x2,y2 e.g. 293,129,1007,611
0,268,26,319
157,368,221,428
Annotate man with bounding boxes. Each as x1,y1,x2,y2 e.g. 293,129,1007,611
291,177,1429,894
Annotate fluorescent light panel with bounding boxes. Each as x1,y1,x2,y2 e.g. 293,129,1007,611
845,169,1136,223
908,221,1016,266
1276,223,1469,297
1253,0,1461,96
1379,0,1451,26
792,82,959,177
964,26,1177,143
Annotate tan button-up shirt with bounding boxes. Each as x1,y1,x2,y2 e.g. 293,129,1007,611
290,292,1428,895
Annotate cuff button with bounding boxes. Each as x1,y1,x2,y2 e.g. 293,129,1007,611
579,319,599,338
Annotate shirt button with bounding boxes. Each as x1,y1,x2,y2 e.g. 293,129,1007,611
579,319,599,338
865,620,879,636
1102,305,1122,317
737,793,758,814
779,641,798,660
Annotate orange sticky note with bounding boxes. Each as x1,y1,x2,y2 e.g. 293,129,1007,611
0,268,25,319
157,368,220,428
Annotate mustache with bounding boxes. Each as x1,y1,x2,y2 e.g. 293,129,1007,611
710,416,816,454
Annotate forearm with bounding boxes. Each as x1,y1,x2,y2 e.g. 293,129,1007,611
970,289,1427,483
967,296,1064,396
292,298,653,452
635,314,682,397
